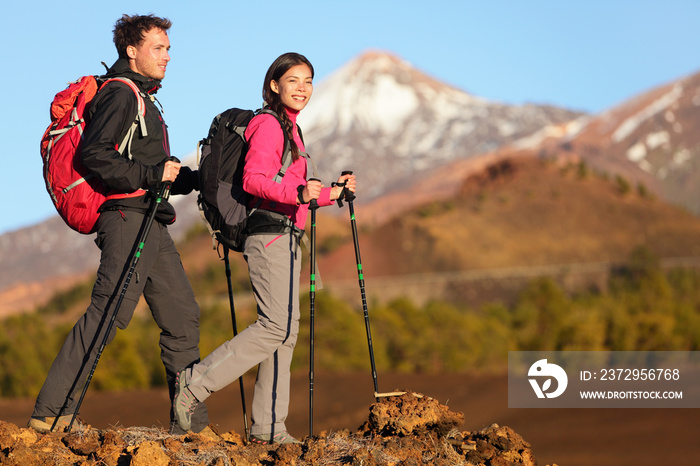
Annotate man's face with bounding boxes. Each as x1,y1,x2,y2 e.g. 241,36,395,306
127,28,170,80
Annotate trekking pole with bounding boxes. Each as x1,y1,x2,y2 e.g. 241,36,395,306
223,246,250,442
55,157,179,433
335,171,380,401
308,178,320,438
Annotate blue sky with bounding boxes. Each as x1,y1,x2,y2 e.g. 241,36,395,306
1,1,699,236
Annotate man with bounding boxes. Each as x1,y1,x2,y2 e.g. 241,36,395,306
29,14,210,435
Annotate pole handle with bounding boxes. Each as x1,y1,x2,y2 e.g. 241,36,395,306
334,170,356,207
308,177,320,210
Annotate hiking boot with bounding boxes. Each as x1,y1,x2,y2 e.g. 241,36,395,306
28,415,87,433
173,370,199,432
249,430,301,445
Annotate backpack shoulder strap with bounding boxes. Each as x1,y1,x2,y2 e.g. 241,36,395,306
293,123,318,177
256,108,294,184
101,78,147,158
297,124,305,145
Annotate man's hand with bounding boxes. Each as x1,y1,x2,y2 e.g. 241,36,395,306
162,160,181,183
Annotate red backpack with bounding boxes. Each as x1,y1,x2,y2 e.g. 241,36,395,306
40,75,147,234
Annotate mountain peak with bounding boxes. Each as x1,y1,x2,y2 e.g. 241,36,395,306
353,49,413,72
356,49,403,63
335,49,465,96
300,50,482,138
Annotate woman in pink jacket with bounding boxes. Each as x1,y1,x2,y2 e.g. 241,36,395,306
173,52,355,444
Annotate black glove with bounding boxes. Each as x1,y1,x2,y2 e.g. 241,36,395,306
171,166,199,195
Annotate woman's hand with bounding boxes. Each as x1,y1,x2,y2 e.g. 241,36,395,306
331,173,356,200
299,179,323,204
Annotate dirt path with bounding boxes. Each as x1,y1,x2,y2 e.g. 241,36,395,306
1,372,697,465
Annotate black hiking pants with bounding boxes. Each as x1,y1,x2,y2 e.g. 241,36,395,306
32,209,209,433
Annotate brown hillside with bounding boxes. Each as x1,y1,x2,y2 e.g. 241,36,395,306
318,154,700,289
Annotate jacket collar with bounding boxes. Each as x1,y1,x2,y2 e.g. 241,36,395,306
103,58,162,95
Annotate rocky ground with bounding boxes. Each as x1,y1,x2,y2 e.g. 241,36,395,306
0,391,547,466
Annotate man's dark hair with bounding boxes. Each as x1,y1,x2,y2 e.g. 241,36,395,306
113,14,172,59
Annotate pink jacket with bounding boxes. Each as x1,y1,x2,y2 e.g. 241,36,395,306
243,109,333,230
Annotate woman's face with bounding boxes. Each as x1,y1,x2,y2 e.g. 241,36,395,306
270,64,313,112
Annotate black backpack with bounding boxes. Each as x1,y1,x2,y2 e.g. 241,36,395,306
197,108,296,252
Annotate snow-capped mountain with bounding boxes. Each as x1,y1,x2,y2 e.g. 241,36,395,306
299,51,583,198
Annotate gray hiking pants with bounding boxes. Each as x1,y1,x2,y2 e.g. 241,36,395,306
186,232,301,437
32,209,209,433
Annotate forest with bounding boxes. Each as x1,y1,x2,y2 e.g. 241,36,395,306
2,246,699,397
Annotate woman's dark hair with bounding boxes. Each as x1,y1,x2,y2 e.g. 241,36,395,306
262,53,314,161
113,14,172,59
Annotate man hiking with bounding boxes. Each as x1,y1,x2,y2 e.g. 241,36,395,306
29,14,211,435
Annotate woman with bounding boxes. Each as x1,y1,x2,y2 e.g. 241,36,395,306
173,52,356,444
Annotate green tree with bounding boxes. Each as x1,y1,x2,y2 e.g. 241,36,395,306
295,292,371,372
0,314,59,396
512,277,569,350
92,327,151,391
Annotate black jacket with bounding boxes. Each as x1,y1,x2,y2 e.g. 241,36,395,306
81,58,197,223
